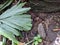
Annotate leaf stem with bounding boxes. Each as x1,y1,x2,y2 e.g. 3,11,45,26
25,40,34,45
3,37,6,45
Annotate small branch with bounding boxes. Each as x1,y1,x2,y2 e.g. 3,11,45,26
25,40,34,45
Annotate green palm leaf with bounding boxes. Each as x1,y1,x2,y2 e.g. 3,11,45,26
0,27,19,44
0,23,20,36
0,2,32,44
0,0,13,11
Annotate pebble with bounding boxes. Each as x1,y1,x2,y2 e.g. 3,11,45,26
46,23,57,42
38,23,46,39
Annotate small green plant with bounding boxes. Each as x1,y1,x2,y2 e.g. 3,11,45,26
33,35,42,45
25,35,42,45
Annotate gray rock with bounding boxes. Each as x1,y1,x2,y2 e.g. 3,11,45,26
50,35,60,45
38,23,46,39
46,23,57,41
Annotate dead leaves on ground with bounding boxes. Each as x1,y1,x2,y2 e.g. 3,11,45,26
18,42,25,45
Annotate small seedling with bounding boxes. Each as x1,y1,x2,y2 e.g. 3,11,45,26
33,35,42,45
25,34,42,45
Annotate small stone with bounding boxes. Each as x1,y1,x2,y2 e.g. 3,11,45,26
46,24,57,41
49,35,60,45
38,23,46,39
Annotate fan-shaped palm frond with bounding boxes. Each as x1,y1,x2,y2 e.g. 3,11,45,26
0,2,32,44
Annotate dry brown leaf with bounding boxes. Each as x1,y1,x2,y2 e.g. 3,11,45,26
18,42,25,45
53,29,60,32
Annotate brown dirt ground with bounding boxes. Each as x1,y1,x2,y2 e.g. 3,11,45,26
0,0,60,45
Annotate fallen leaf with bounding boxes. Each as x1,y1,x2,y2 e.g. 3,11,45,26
53,28,60,32
18,42,25,45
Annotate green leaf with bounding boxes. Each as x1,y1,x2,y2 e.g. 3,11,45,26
0,7,31,19
0,0,13,11
0,2,32,44
0,20,24,30
37,35,41,39
12,41,17,45
34,37,38,41
0,23,20,36
1,14,32,30
38,39,42,43
34,41,38,45
0,27,19,44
